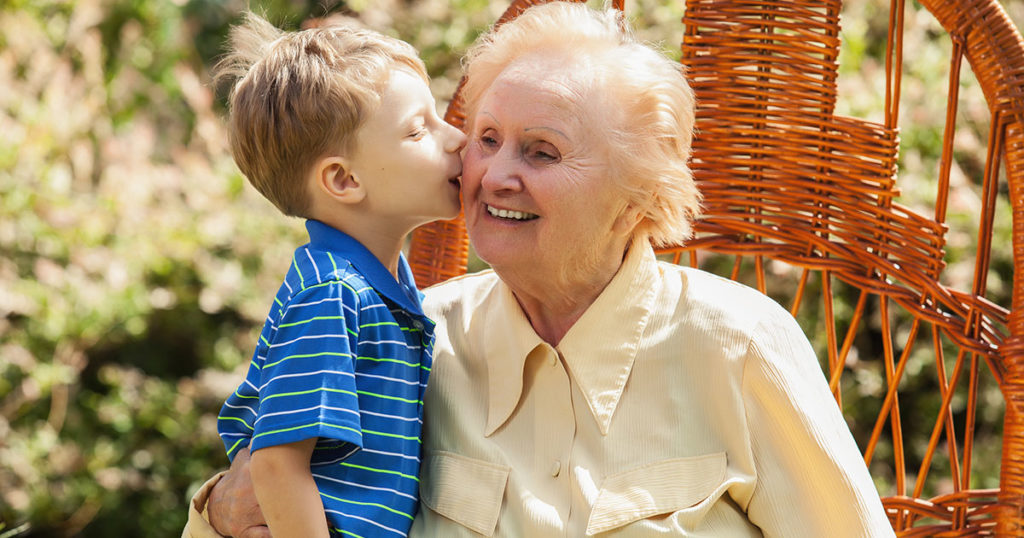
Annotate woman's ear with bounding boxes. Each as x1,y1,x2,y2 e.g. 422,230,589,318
612,203,644,236
314,156,365,205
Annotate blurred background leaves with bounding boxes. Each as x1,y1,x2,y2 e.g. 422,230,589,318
0,0,1021,535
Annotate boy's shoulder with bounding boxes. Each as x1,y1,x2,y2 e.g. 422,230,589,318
276,243,371,304
274,221,426,320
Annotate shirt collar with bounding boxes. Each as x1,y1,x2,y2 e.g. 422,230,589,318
482,244,660,436
305,219,426,317
481,281,547,436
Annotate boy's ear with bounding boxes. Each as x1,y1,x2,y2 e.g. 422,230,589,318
314,156,365,205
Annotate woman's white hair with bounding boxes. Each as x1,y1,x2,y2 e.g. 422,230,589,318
461,1,701,247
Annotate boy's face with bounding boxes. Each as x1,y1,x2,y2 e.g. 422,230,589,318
345,67,466,226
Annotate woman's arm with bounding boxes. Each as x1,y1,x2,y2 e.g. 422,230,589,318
742,306,895,537
184,447,270,538
250,438,331,538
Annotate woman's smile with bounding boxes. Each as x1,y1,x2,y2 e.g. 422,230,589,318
485,204,538,221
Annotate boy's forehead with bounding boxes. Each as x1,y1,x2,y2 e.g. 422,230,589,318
360,66,436,131
383,66,433,100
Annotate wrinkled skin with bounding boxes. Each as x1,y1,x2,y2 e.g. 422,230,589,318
207,447,270,538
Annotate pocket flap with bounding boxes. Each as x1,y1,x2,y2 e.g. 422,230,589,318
420,450,510,536
586,452,727,535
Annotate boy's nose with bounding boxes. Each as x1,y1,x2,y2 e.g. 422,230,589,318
445,124,467,153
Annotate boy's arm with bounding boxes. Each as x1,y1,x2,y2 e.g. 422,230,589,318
250,438,331,538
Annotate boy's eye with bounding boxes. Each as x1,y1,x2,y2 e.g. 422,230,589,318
408,127,426,139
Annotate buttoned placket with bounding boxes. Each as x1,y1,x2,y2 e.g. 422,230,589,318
531,343,576,536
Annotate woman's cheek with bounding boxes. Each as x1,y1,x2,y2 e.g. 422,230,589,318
461,150,485,191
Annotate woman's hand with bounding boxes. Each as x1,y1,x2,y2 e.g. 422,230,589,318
207,447,271,538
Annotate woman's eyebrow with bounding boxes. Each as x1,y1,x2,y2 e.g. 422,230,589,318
525,126,569,141
480,111,500,126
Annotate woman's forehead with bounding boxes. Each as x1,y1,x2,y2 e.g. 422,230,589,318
475,83,588,142
483,63,594,117
498,57,590,92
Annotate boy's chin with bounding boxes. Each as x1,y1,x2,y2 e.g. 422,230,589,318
439,207,462,221
419,207,461,225
440,199,463,221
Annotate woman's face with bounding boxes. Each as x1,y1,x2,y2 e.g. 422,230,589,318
461,66,634,275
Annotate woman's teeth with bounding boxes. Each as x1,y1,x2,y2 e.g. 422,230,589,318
487,205,537,221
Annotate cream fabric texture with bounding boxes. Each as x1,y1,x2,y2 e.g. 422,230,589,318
182,471,224,538
409,245,894,537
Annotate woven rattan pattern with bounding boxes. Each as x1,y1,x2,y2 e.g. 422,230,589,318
408,0,1024,534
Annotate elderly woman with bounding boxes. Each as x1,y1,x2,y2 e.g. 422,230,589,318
188,3,895,537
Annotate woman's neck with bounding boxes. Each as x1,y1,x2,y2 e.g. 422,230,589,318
496,250,627,346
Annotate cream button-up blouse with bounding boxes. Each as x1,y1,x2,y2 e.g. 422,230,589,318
410,245,894,537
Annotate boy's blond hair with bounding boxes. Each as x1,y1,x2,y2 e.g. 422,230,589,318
214,13,428,217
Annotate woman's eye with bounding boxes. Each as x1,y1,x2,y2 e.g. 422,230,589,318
480,134,498,147
529,144,560,163
534,150,557,161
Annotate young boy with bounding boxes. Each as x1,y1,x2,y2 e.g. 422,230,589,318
213,12,464,538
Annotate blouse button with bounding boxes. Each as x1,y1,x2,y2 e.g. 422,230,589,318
550,460,561,477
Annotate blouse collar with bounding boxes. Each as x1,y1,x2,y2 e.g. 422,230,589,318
482,244,660,436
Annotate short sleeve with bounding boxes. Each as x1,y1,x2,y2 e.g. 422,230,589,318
741,303,895,537
251,279,363,461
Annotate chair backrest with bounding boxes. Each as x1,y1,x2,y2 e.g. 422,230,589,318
408,0,1024,534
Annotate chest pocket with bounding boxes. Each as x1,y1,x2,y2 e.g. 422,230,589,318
586,453,728,535
420,450,511,536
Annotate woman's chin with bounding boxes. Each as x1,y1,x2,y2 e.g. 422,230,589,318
471,238,532,270
469,213,541,264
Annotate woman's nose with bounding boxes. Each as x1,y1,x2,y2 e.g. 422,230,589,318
479,150,523,193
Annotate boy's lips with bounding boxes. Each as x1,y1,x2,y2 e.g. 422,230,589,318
448,166,462,187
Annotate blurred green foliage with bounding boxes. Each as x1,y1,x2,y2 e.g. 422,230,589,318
0,0,1021,535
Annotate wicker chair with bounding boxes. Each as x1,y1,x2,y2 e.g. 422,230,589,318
408,0,1024,534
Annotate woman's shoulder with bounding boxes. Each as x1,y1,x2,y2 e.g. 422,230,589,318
656,262,798,336
664,261,778,303
422,270,503,319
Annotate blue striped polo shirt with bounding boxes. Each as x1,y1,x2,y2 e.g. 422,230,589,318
218,219,434,538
